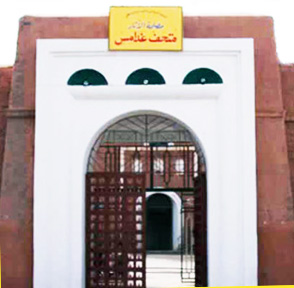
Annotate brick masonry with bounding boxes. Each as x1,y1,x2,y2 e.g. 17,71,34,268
0,16,294,287
0,67,11,190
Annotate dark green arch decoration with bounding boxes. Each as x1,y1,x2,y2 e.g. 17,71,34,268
126,68,165,85
67,69,108,86
183,68,223,85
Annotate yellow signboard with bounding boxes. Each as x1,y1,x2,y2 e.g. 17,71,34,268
109,7,183,51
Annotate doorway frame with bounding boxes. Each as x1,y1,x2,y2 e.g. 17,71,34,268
34,38,257,287
146,192,182,251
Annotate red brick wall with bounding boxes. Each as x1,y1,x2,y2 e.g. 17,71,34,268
281,64,294,204
0,69,11,285
277,64,294,283
0,67,12,188
0,16,293,287
92,146,195,188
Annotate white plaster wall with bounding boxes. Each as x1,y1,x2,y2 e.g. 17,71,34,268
34,39,256,287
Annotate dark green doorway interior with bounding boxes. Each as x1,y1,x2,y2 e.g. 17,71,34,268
146,194,173,251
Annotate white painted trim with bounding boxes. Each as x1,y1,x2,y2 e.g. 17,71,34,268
69,85,223,100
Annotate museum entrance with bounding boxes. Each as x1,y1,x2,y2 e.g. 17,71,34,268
85,113,207,288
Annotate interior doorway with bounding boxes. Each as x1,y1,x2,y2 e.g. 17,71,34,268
85,113,207,288
146,194,173,251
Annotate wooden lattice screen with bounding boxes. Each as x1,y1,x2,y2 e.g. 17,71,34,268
194,173,208,287
86,172,146,288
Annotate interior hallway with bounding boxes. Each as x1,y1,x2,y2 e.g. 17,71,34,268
146,254,195,288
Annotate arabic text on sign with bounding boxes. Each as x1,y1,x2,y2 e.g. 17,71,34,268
128,21,164,30
115,32,177,46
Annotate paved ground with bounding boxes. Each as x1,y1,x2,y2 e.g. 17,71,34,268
146,254,194,288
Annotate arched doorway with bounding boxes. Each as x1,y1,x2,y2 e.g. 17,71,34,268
146,194,173,251
85,112,207,288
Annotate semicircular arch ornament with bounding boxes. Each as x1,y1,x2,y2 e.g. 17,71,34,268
126,68,166,85
183,68,223,85
67,69,108,86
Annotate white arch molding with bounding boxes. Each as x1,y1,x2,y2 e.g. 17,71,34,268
34,39,257,287
146,191,182,251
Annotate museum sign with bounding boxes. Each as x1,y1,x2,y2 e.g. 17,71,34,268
109,6,183,51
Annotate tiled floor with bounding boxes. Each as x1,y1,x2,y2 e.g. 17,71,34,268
146,254,194,288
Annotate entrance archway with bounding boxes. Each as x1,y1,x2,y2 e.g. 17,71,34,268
85,112,207,288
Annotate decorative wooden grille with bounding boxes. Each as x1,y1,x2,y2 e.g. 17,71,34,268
194,173,208,287
86,172,146,288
